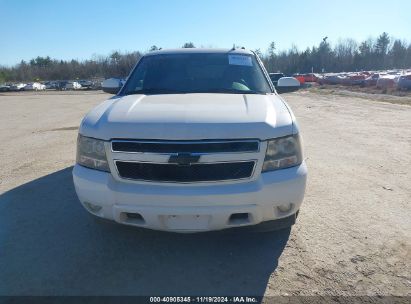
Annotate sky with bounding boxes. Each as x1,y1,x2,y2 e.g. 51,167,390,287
1,0,410,66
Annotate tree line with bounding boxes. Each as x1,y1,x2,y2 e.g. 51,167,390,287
1,33,410,83
260,32,411,75
0,51,143,83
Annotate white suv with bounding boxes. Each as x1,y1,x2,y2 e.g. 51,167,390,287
73,48,307,233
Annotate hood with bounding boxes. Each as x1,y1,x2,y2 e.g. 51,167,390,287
80,93,294,140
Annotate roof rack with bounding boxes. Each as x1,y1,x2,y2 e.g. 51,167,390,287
231,44,246,51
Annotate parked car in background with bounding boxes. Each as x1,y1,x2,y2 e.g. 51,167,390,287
292,74,305,85
318,73,346,85
275,77,301,93
0,84,11,92
364,73,381,86
10,83,26,91
302,73,318,82
23,82,46,91
91,81,102,90
79,80,93,89
268,73,285,87
56,81,68,90
44,81,58,90
346,73,367,85
65,81,82,90
316,70,410,89
396,74,411,90
376,75,398,89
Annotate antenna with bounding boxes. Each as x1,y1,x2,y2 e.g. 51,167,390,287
231,44,236,50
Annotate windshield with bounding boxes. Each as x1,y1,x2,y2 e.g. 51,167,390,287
121,53,272,95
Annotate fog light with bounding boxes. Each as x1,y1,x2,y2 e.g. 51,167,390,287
278,203,292,212
84,202,102,213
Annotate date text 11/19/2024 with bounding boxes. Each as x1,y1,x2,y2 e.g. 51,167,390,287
149,296,259,303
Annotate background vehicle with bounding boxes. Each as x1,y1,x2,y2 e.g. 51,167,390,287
269,73,285,87
10,83,26,91
396,74,411,90
79,80,93,89
56,80,68,90
0,84,11,91
292,74,305,85
318,74,342,85
44,81,58,90
376,75,398,89
65,81,82,90
364,73,381,86
23,82,46,91
275,77,301,93
302,73,318,82
346,73,366,85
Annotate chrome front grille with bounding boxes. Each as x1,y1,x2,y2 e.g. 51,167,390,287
111,139,260,183
111,140,259,154
115,160,256,182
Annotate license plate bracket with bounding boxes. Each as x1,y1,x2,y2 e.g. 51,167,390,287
164,214,210,230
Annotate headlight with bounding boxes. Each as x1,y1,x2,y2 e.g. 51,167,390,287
262,134,302,172
76,135,110,172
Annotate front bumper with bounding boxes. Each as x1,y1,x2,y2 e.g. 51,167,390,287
72,162,307,232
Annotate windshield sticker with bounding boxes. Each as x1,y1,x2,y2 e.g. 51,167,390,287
228,55,252,66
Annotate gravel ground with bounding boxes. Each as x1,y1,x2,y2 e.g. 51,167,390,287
0,90,409,297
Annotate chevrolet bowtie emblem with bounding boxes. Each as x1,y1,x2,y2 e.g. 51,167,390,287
168,152,200,166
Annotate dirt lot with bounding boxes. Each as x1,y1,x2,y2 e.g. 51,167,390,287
0,91,410,298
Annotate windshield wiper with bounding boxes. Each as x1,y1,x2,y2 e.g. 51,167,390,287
123,88,267,96
192,88,266,95
123,88,186,95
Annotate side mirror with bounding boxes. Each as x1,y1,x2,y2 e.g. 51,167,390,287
102,78,124,94
276,77,301,94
